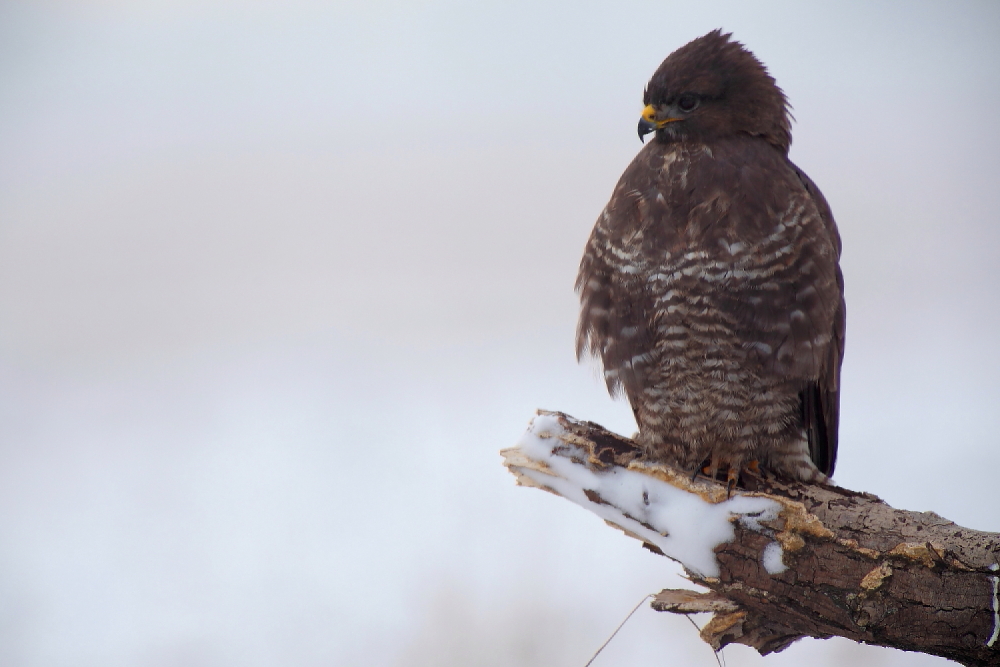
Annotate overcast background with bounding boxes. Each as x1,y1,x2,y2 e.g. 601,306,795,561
1,1,999,665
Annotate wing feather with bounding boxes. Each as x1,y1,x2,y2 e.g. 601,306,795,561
791,164,845,476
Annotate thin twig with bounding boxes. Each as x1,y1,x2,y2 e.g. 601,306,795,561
583,594,653,667
684,614,723,667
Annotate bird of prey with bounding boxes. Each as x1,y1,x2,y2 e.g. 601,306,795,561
576,30,845,486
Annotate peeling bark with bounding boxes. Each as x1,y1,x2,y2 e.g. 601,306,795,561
501,411,1000,666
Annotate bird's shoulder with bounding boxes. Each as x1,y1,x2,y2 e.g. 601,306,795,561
602,136,824,250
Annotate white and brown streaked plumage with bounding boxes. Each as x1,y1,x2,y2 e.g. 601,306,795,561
576,30,845,483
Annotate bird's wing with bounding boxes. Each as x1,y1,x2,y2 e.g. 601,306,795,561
790,164,845,476
575,145,662,400
704,155,843,476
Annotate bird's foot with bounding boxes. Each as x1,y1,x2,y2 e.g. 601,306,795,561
695,458,761,496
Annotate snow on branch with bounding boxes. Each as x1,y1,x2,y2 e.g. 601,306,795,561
501,411,1000,667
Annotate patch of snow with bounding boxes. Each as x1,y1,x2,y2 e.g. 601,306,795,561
517,414,785,578
988,563,999,648
761,542,787,575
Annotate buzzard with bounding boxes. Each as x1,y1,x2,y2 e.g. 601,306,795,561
576,30,845,486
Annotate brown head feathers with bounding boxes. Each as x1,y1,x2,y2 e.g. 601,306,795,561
643,30,792,153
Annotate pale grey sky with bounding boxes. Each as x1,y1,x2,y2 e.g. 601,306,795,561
1,1,998,665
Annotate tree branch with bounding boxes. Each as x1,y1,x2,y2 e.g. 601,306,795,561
501,411,1000,666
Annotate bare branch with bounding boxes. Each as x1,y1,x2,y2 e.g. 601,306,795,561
502,411,1000,666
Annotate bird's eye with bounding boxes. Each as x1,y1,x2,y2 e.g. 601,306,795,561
678,93,700,112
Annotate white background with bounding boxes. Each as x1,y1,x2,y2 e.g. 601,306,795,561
1,1,998,665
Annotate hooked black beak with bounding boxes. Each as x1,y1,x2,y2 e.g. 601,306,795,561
638,117,657,143
638,104,683,143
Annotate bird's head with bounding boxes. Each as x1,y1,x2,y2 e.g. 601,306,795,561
638,30,791,153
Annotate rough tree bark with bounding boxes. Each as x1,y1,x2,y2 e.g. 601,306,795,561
501,410,1000,666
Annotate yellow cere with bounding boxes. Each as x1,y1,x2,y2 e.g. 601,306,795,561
641,104,681,128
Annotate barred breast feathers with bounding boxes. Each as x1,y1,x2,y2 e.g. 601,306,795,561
576,137,840,397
